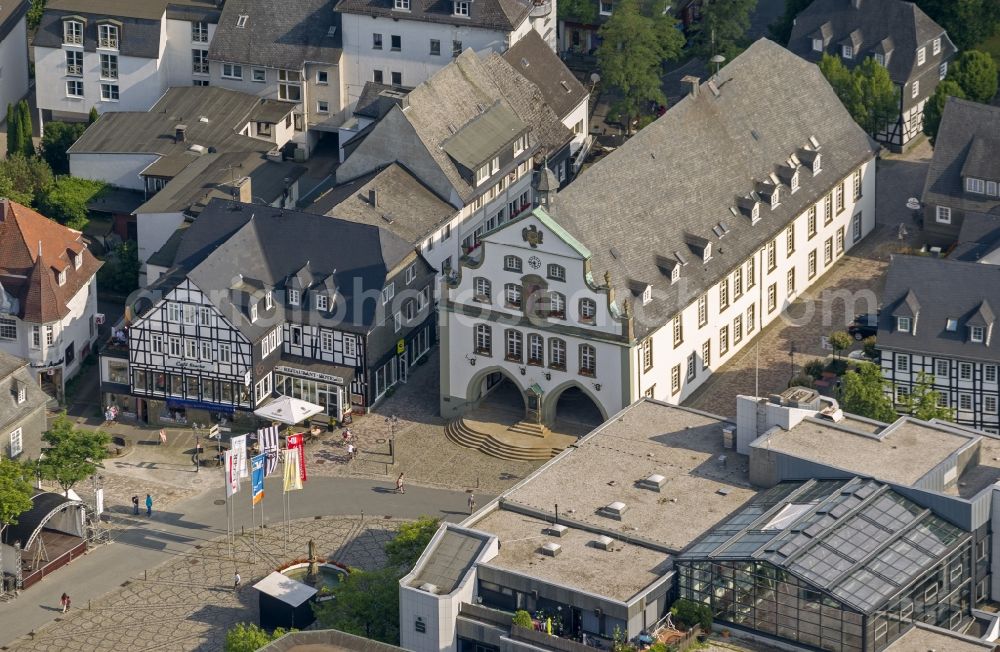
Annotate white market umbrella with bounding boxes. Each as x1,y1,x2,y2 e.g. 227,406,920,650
253,395,324,425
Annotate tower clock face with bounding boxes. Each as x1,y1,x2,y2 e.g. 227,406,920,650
528,256,542,269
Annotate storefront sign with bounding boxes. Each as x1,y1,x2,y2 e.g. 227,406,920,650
274,365,344,385
165,359,213,371
396,339,405,355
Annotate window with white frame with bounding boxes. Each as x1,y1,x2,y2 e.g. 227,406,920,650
393,312,402,332
916,47,926,65
168,336,181,357
702,340,711,369
960,393,973,411
381,283,395,304
98,24,119,49
343,337,357,357
0,317,15,340
200,340,212,360
698,294,708,327
405,264,416,284
288,288,300,306
720,325,729,354
936,205,952,224
549,292,566,318
787,268,795,297
319,330,333,352
45,325,54,346
66,80,84,97
316,293,329,311
549,338,566,369
896,354,910,372
967,177,986,194
394,0,410,8
317,101,329,114
912,80,919,98
937,392,948,408
896,385,910,402
505,329,522,361
972,326,985,342
986,396,998,414
874,52,885,66
454,0,469,15
579,344,596,376
186,338,198,359
939,61,948,80
192,49,209,74
250,303,258,322
9,428,22,457
547,264,565,281
600,0,612,14
474,277,491,302
842,45,853,59
812,38,823,52
504,283,522,308
192,21,208,42
987,365,997,383
222,63,243,79
100,83,119,101
251,67,266,82
218,342,231,362
747,304,756,333
933,37,941,55
15,384,25,404
897,317,911,332
528,334,543,364
936,359,949,377
671,364,681,394
66,50,83,75
237,14,248,27
579,298,596,323
960,362,973,380
503,255,522,272
64,19,83,44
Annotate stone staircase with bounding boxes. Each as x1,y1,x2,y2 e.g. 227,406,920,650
445,418,566,461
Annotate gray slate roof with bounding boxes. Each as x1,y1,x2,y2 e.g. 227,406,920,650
878,254,1000,363
354,82,409,120
552,38,879,337
0,0,28,42
69,87,284,157
922,98,1000,216
334,0,529,32
953,212,1000,263
208,0,341,69
147,199,420,338
0,351,48,433
502,30,588,119
312,163,455,247
788,0,954,96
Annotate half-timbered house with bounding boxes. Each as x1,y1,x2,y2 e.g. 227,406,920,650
99,198,435,428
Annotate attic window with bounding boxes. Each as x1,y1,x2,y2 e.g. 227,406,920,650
946,318,958,332
57,269,67,286
265,290,273,310
394,0,410,9
250,303,258,322
874,52,886,66
751,203,760,222
288,288,300,306
770,187,780,208
790,170,799,192
972,326,985,343
812,38,822,52
73,251,82,269
642,285,652,305
842,45,853,59
702,242,712,261
16,383,25,404
316,293,329,311
671,266,680,283
897,316,911,333
933,37,941,55
453,1,469,16
236,14,248,28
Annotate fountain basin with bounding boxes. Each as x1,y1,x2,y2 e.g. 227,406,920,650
279,562,346,601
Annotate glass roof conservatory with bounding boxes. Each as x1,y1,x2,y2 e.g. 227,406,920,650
676,478,973,651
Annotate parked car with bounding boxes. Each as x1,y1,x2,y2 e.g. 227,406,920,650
848,314,878,340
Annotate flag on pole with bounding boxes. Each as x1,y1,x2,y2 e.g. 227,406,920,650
258,426,280,476
231,434,249,479
225,450,240,497
250,453,266,505
287,433,308,482
283,447,303,492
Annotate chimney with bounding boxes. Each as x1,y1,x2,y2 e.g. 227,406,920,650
368,189,378,207
682,75,700,98
235,176,252,203
174,124,187,143
0,198,7,221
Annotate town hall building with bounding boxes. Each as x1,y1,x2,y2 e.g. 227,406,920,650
439,39,880,427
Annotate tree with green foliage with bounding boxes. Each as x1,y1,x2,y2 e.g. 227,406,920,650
6,102,21,158
597,0,684,133
948,50,998,104
314,567,401,643
829,331,853,360
558,0,598,29
512,610,534,629
899,372,955,422
770,0,812,44
923,79,966,142
671,598,713,631
88,107,99,125
819,54,897,139
17,100,33,158
690,0,757,61
38,413,110,496
224,623,294,652
839,362,898,423
384,515,440,569
915,0,1000,51
0,457,34,590
36,176,107,230
40,121,88,175
0,153,53,205
97,241,141,295
27,0,47,31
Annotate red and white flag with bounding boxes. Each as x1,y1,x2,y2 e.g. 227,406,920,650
225,449,240,497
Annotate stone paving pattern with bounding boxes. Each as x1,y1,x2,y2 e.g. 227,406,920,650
6,516,400,652
684,143,933,417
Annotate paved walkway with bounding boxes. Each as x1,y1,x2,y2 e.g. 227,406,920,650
0,476,477,649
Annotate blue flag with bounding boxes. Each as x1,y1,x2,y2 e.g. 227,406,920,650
251,453,266,505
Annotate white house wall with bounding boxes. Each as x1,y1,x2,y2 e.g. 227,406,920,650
164,18,217,87
137,210,185,265
0,16,29,114
69,152,158,189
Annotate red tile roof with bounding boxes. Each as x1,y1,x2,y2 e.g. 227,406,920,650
0,199,103,323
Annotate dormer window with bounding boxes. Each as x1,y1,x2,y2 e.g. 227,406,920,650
967,177,986,194
16,384,25,404
812,38,823,52
812,153,821,174
237,14,249,27
842,45,853,59
98,23,119,49
490,157,500,174
972,326,985,343
476,165,489,185
599,0,612,15
316,293,329,311
250,303,258,322
64,20,83,45
453,1,469,16
874,53,885,66
671,266,680,283
394,0,410,9
770,187,780,208
641,286,652,305
288,288,300,306
790,171,799,192
933,37,941,55
73,251,82,269
751,203,760,222
897,316,911,332
916,47,926,66
265,290,273,310
702,242,712,261
513,135,526,156
57,270,66,286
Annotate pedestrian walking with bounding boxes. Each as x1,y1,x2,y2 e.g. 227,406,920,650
468,492,476,514
346,442,355,460
395,473,405,494
60,593,70,613
145,493,153,517
234,571,241,591
131,495,139,515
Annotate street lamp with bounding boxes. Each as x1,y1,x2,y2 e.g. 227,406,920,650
385,415,399,464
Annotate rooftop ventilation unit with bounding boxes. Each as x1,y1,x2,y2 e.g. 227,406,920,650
638,474,666,492
598,501,627,520
545,524,568,537
594,535,614,551
419,583,439,594
540,542,562,557
188,144,207,154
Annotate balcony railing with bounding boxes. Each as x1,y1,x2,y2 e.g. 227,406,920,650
99,37,119,49
66,64,82,76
